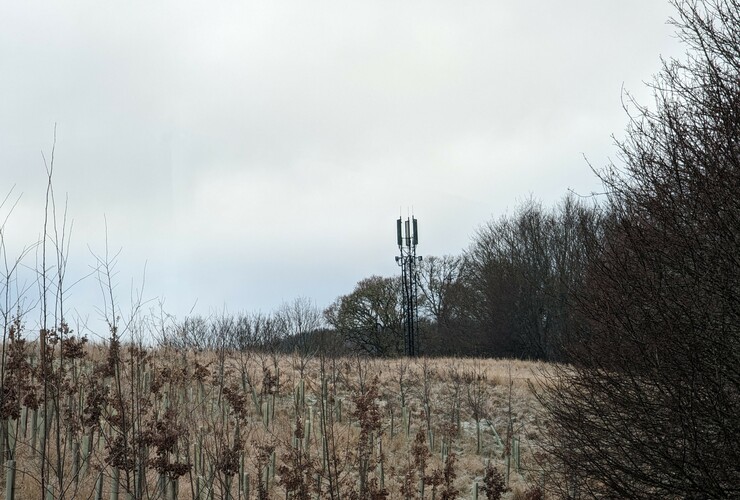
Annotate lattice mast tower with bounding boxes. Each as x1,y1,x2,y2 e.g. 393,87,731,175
396,216,422,356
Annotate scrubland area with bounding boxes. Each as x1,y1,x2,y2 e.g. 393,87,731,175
0,339,549,499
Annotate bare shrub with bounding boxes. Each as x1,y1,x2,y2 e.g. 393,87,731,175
539,0,740,497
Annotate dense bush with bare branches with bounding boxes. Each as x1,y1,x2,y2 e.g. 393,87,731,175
539,0,740,497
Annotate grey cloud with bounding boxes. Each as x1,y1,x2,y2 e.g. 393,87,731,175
0,0,684,320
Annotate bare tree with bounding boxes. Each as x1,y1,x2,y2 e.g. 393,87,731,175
276,297,322,350
463,195,599,360
539,0,740,496
417,255,462,325
416,255,465,354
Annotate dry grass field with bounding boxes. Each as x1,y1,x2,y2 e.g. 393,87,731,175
1,342,551,499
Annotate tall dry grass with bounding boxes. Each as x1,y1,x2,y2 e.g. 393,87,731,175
1,341,550,499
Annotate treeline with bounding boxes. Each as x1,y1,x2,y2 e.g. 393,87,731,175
323,195,603,361
155,297,344,356
158,194,603,363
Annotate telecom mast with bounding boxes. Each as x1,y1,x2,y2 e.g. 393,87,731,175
396,216,422,356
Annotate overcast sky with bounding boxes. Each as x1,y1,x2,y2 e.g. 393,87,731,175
0,1,684,335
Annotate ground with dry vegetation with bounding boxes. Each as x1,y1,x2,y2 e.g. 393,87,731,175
0,337,551,499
